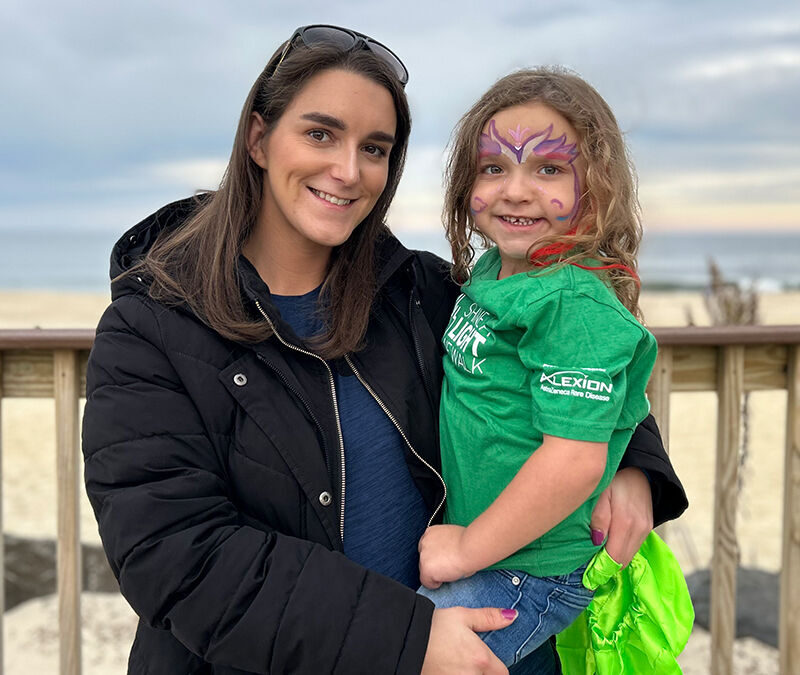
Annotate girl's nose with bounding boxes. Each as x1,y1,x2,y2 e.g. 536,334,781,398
501,170,534,203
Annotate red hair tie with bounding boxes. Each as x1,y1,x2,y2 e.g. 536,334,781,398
528,228,640,287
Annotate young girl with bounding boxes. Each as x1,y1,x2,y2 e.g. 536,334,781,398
417,66,658,667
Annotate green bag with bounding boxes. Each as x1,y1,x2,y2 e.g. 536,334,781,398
556,532,694,674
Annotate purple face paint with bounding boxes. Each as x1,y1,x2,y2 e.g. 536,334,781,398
507,123,532,147
479,134,502,159
549,197,570,221
481,119,578,166
471,196,488,214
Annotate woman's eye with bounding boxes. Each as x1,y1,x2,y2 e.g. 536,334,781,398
363,144,387,157
308,129,330,142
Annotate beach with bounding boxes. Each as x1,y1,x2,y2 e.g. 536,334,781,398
1,288,797,673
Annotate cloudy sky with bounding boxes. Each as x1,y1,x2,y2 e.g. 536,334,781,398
2,0,799,242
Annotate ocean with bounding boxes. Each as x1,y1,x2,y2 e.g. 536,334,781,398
0,228,798,292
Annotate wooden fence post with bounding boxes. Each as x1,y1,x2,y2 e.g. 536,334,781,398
781,345,800,674
649,346,674,541
648,346,674,451
54,350,82,675
710,345,744,674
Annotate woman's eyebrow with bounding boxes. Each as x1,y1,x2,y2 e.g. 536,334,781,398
367,130,396,145
301,112,346,130
300,112,395,145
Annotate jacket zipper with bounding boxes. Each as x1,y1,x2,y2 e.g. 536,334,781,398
344,354,447,527
254,300,346,542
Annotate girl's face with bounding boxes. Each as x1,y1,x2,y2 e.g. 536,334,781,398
470,102,586,279
250,68,397,259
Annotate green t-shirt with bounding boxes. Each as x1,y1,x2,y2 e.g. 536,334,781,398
440,248,657,576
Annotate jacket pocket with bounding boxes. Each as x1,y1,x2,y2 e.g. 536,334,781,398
227,443,304,537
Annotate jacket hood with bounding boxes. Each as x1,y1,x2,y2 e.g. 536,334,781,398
109,195,209,299
109,194,417,303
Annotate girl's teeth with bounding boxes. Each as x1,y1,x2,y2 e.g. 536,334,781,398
502,216,536,225
312,189,352,206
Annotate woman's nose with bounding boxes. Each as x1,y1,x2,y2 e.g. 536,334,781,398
330,147,360,185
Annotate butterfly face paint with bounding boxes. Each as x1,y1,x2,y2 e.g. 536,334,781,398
470,102,586,278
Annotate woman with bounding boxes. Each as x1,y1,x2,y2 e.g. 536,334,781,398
82,25,687,674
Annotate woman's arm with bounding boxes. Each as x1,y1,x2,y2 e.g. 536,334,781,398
590,415,688,566
618,413,688,526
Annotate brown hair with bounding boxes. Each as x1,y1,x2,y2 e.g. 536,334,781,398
136,41,411,357
444,66,643,318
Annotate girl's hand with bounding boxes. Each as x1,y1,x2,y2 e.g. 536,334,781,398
421,607,515,674
589,466,653,566
418,524,475,589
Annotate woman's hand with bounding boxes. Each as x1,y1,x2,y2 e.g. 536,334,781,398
418,524,475,589
421,607,516,674
589,466,653,566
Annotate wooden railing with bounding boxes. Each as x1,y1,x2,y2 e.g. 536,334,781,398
0,326,798,674
646,326,800,675
0,330,91,675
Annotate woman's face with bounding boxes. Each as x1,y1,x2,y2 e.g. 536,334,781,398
251,68,397,257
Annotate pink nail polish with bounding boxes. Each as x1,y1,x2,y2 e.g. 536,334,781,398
501,609,517,620
591,529,604,546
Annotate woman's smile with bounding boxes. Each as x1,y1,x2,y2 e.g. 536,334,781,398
308,187,356,207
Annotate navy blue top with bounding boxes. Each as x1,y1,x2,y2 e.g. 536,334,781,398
271,288,429,588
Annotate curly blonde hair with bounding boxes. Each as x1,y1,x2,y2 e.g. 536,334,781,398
444,66,643,318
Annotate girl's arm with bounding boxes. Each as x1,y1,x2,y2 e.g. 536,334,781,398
419,435,607,587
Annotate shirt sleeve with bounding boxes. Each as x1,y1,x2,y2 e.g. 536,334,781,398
517,290,655,442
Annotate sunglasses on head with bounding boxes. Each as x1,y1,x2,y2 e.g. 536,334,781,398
270,24,409,87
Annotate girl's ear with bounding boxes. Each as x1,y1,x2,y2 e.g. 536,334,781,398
247,112,269,169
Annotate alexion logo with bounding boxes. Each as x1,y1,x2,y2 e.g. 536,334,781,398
540,370,613,393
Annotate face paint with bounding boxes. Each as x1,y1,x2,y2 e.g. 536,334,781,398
479,133,502,159
471,196,488,214
507,123,531,146
479,119,578,166
550,199,569,221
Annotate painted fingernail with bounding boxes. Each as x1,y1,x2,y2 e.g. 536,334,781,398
591,529,605,546
501,609,518,620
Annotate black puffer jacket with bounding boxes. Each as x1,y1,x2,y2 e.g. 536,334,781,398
82,197,687,674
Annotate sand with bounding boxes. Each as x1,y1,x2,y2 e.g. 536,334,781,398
2,288,798,673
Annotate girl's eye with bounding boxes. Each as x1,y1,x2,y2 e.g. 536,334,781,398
539,165,560,176
308,129,330,142
481,165,503,175
363,144,387,158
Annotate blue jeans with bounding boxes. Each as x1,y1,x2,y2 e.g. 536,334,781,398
418,565,592,668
